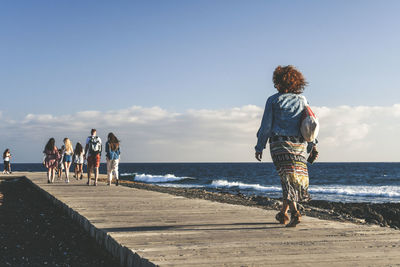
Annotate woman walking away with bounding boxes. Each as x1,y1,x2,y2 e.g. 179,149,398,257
74,142,85,180
3,149,12,174
43,138,61,183
106,133,121,186
255,65,315,227
63,138,74,183
57,148,64,179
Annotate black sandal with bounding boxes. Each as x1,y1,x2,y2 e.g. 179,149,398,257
275,212,289,224
286,211,301,227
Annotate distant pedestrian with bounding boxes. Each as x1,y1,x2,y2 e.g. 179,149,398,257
62,138,74,183
255,65,316,227
43,138,61,183
85,129,102,186
106,133,121,186
74,142,85,180
57,148,64,179
3,149,12,174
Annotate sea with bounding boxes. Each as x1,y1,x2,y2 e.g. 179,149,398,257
5,162,400,204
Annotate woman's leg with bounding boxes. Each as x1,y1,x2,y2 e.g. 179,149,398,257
114,159,119,182
64,162,67,179
78,164,83,179
74,163,78,179
110,160,119,185
286,201,301,227
47,168,51,183
106,159,111,184
5,162,10,173
65,161,71,182
76,163,81,179
275,199,290,224
58,164,61,178
281,199,289,214
49,167,54,183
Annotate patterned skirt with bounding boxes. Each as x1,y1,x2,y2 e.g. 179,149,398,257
270,137,310,203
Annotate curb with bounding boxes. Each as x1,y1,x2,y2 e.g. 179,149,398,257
23,176,157,267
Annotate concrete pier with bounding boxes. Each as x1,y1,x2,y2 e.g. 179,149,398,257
6,172,400,266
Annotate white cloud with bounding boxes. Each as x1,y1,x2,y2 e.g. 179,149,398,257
0,104,399,162
313,104,400,161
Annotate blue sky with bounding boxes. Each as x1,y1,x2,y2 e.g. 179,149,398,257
1,1,400,162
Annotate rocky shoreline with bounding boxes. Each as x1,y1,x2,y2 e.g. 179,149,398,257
118,179,400,230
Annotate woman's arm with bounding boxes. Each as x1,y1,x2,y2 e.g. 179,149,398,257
105,142,109,154
105,142,109,160
255,97,274,153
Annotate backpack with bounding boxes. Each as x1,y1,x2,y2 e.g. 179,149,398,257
88,136,102,154
300,106,319,142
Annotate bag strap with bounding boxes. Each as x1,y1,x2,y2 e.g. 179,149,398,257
303,105,316,118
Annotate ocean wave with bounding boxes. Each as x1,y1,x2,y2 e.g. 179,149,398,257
133,173,194,183
155,183,204,188
309,185,400,198
209,180,282,192
209,180,400,199
120,173,137,177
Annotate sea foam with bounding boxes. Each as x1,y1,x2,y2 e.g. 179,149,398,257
309,185,400,198
210,179,400,199
134,173,193,183
210,180,282,192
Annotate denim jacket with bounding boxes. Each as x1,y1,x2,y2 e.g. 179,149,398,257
105,141,121,160
255,93,308,152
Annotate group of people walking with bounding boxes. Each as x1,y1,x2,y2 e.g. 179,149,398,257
43,65,317,229
43,129,121,186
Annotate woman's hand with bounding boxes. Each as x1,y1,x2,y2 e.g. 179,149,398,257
255,151,262,162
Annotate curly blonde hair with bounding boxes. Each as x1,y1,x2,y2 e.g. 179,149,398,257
273,65,307,94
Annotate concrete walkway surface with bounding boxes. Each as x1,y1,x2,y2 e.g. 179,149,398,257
5,172,400,266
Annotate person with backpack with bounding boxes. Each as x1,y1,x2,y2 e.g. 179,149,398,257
85,129,102,186
255,65,318,228
105,132,121,186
